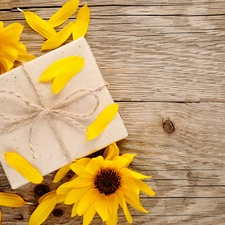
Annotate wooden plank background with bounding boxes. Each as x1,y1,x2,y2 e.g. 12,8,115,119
1,0,225,224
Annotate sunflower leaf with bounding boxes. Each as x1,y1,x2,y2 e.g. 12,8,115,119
86,103,119,141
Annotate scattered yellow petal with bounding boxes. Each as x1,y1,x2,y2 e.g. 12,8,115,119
29,191,58,225
86,103,119,140
41,22,74,51
72,3,90,40
19,9,56,39
53,163,72,183
17,53,36,62
0,192,27,207
39,56,84,94
48,0,79,27
4,152,43,184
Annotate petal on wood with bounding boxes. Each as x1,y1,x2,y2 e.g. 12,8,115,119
29,192,58,225
4,152,43,184
19,9,56,39
72,4,90,40
41,22,74,51
48,0,79,27
17,53,36,62
86,103,119,140
0,192,27,208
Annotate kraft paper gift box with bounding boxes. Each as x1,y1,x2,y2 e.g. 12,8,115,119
0,37,128,189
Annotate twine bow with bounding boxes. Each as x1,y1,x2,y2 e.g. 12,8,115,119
0,64,106,160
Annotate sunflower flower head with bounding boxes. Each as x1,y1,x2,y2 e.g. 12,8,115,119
56,144,155,225
0,21,34,74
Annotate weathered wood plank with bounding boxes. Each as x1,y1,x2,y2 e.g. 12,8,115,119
1,14,225,102
1,102,225,224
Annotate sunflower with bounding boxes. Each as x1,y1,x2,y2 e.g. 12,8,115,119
56,143,155,225
0,21,35,74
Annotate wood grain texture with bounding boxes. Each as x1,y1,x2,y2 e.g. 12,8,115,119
1,0,225,224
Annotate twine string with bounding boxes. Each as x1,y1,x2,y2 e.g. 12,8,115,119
0,63,106,160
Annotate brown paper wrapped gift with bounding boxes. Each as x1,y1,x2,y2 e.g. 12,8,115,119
0,37,128,189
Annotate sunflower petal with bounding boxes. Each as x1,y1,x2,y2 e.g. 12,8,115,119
0,21,4,30
108,194,118,220
117,190,132,223
72,4,90,40
83,202,96,225
52,56,84,93
53,163,72,183
20,9,56,39
0,45,18,62
29,192,58,225
104,142,120,160
95,194,109,221
17,53,36,62
86,103,119,140
0,56,14,72
135,179,155,196
4,152,43,184
77,188,99,216
129,170,152,179
71,201,79,217
41,22,74,51
48,0,79,27
0,192,27,207
65,186,91,205
39,55,84,94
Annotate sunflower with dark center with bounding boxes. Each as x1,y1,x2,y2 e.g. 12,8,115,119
57,143,155,225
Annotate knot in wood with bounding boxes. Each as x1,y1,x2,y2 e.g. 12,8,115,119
162,119,175,134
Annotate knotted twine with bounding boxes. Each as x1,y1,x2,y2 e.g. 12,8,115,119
0,63,106,160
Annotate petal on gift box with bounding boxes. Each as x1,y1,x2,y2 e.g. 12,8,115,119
29,191,58,225
19,9,56,39
0,192,27,207
53,163,72,183
86,103,119,140
41,22,74,51
72,3,90,40
52,56,84,93
4,152,43,184
39,56,83,82
48,0,79,27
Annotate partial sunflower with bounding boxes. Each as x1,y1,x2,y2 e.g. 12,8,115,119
61,152,155,225
0,21,34,74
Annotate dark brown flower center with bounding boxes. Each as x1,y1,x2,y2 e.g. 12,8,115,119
94,169,121,196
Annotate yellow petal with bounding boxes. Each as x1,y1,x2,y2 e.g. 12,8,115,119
48,0,79,27
0,192,27,207
86,103,119,140
72,4,90,40
95,194,109,221
71,201,79,217
0,45,18,62
116,190,132,223
41,22,74,51
103,142,120,160
0,56,13,72
129,170,152,179
29,192,58,225
38,191,56,204
1,23,23,43
39,55,84,94
20,9,56,39
53,163,72,183
52,56,84,93
121,154,136,167
135,179,155,196
83,202,96,225
0,21,4,30
17,53,36,62
4,152,43,184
